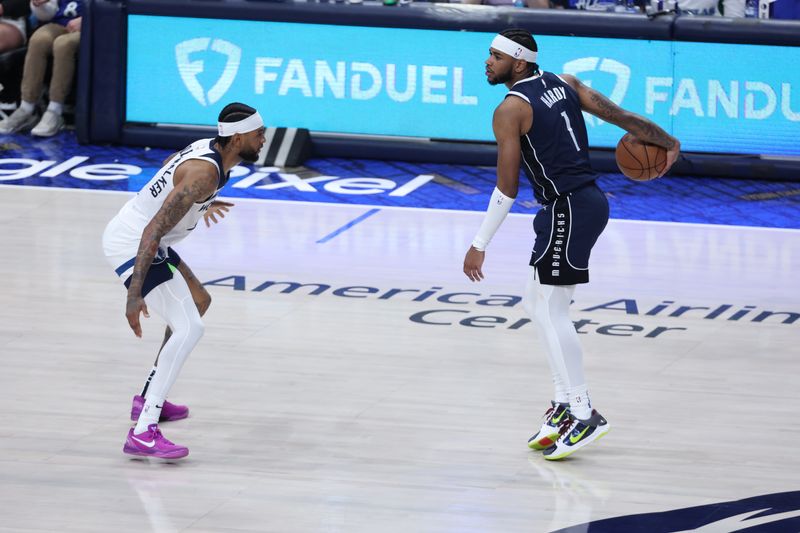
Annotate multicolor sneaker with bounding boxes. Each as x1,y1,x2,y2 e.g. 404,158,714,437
528,402,571,450
543,409,610,461
123,424,189,459
130,395,189,422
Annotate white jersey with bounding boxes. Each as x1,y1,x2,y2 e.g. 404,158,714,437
103,138,228,277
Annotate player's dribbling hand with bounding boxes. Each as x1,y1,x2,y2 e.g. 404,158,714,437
126,296,149,338
463,246,485,282
659,138,681,178
203,201,235,227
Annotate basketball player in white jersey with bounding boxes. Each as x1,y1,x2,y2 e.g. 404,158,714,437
103,102,266,458
463,30,680,460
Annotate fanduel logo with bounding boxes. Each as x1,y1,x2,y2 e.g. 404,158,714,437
562,57,631,127
175,38,241,107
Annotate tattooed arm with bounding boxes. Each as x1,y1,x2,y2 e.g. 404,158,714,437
125,161,218,337
560,73,681,176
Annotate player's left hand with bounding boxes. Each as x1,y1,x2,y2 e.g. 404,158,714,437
659,138,681,178
203,201,235,227
126,296,149,338
463,246,486,282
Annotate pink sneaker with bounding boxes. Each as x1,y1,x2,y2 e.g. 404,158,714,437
123,424,189,459
130,395,189,422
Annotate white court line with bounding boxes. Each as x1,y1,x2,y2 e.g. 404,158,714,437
2,183,798,233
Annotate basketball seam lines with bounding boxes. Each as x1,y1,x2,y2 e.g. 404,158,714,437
620,138,645,180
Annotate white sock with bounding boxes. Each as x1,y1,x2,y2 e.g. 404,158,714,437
46,101,63,115
19,101,35,114
134,397,164,434
568,385,592,420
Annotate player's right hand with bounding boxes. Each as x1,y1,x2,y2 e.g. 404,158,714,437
463,246,485,282
126,296,149,338
660,138,681,178
203,200,235,227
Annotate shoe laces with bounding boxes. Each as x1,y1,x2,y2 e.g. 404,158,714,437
546,404,572,426
150,427,174,445
556,416,576,437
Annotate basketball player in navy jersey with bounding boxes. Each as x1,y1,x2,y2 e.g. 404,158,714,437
103,102,265,458
463,29,680,460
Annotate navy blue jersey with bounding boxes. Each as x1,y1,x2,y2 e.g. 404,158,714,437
52,0,83,27
507,72,597,205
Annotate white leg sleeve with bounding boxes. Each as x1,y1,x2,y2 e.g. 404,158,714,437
523,267,588,412
133,274,204,432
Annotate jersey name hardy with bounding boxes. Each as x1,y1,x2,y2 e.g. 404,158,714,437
540,86,567,109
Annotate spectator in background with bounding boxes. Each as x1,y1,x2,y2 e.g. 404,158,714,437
0,0,29,53
549,0,642,12
548,0,745,13
673,0,745,15
462,0,550,8
770,0,800,18
0,0,82,136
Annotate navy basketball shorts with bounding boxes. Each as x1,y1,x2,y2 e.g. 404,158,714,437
112,247,183,298
530,182,609,285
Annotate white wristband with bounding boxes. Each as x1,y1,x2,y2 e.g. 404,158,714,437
471,187,515,251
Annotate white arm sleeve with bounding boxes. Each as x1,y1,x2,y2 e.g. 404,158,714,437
471,187,515,251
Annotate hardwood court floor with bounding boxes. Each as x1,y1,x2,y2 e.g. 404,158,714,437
1,186,798,532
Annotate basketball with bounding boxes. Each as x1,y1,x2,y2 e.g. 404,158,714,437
615,134,667,181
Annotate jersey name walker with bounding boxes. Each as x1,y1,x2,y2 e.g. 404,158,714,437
112,139,229,251
508,72,597,205
102,138,230,287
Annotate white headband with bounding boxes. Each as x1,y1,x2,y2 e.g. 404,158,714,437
217,111,264,137
490,35,538,63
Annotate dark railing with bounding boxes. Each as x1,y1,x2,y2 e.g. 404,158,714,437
77,0,800,179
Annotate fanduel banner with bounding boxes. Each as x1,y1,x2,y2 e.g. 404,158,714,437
126,15,800,156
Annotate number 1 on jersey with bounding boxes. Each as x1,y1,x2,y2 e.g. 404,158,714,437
561,111,581,152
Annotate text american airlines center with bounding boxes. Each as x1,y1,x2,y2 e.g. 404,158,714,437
126,15,800,157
